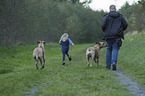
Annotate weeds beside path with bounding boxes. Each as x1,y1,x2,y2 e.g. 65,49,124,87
118,33,145,86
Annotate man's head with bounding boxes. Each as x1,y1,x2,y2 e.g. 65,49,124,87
109,5,116,11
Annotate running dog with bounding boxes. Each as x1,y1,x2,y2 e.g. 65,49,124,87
33,41,45,69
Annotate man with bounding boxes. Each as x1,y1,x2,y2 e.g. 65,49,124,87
101,5,128,70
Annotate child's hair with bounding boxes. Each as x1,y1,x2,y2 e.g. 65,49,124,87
60,33,69,42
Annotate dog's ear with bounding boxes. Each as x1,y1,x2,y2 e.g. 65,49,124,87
43,41,45,44
95,41,99,44
37,41,40,44
96,41,101,46
99,42,102,46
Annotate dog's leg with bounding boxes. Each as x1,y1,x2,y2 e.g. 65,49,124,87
35,59,39,69
97,57,99,66
39,58,43,69
43,54,45,63
97,53,100,66
34,55,39,69
94,57,97,63
86,55,89,67
90,54,95,67
90,57,93,67
42,58,45,69
42,55,45,69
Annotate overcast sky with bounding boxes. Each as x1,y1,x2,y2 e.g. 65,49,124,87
80,0,139,12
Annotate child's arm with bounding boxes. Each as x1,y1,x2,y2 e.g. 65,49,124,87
59,39,62,45
59,41,62,45
68,38,74,46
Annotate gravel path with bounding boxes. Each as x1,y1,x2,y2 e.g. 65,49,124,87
115,68,145,96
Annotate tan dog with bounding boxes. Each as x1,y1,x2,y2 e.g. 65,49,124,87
33,41,45,69
86,42,106,67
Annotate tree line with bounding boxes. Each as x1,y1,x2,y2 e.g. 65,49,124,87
0,0,144,47
119,0,145,32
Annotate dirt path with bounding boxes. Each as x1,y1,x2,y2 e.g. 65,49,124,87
25,86,38,96
115,68,145,96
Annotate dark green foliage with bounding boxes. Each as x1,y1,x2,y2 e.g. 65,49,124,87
138,0,145,9
0,0,104,46
119,1,145,32
0,0,144,47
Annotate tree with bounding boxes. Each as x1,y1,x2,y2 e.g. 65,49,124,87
138,0,145,9
0,0,106,46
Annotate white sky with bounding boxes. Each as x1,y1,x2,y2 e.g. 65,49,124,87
80,0,139,12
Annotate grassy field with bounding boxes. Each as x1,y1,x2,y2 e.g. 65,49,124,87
118,33,145,85
1,33,144,96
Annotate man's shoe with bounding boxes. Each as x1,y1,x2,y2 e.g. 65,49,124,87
112,64,116,70
106,66,110,70
69,57,72,61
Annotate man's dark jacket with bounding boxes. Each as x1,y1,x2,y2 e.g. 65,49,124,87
101,11,128,40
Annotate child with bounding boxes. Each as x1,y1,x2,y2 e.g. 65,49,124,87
59,33,74,65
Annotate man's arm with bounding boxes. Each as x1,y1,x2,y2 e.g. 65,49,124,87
121,16,128,31
101,15,108,32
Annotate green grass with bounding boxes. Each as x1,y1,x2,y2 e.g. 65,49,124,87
0,42,134,96
118,33,145,85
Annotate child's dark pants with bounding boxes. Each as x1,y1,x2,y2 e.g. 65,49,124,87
62,46,70,62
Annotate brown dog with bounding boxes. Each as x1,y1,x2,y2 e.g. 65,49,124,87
33,41,45,69
86,42,106,67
